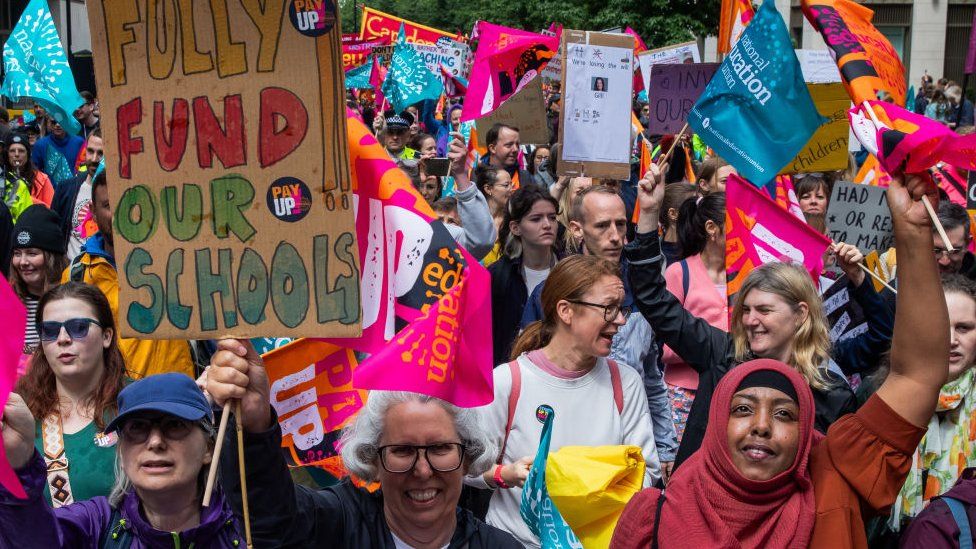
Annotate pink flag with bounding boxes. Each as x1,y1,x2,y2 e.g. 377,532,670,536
439,64,468,98
321,116,494,407
370,56,388,111
0,277,27,498
774,175,806,221
849,101,976,175
461,22,559,121
932,164,968,207
967,9,976,75
726,174,831,306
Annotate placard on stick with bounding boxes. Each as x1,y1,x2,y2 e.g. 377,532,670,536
558,30,634,179
88,1,361,340
779,83,850,174
826,182,893,254
476,79,548,145
637,40,701,93
646,63,719,135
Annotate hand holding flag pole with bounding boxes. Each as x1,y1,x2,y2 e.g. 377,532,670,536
859,101,953,252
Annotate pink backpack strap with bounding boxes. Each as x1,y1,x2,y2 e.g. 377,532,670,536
499,360,521,463
607,359,624,414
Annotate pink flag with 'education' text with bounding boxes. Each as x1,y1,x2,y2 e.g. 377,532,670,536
461,22,559,122
0,277,27,498
726,174,831,308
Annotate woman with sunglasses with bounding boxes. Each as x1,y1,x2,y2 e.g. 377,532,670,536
11,282,127,507
0,372,247,547
203,339,520,548
471,254,659,547
9,204,67,355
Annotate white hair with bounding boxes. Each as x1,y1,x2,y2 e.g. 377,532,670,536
339,391,496,481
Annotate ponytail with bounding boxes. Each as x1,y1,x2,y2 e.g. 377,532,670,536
510,321,551,360
677,192,725,259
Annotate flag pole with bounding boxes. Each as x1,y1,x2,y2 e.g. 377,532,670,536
235,400,254,549
860,101,953,252
660,123,689,165
202,400,232,507
857,263,897,294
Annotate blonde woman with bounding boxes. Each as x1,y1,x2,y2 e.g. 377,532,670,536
625,163,896,468
550,176,591,255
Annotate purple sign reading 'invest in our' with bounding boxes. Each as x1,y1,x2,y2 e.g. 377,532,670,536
646,63,720,135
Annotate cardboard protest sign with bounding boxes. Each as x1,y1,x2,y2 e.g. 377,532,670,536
477,79,549,145
779,83,850,174
372,44,395,67
826,182,893,253
359,6,454,46
413,40,471,78
646,63,719,135
637,41,701,93
559,31,634,179
796,50,842,83
87,1,361,340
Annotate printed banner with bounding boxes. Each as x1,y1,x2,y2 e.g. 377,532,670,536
779,83,850,174
726,173,831,304
87,1,361,339
0,277,27,498
520,410,581,548
461,22,559,121
412,40,471,78
637,41,701,93
343,38,388,70
690,1,825,185
826,182,892,254
801,0,907,105
1,0,85,136
359,6,455,46
262,338,364,473
645,63,719,135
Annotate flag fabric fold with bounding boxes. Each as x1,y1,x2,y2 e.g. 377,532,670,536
718,0,755,54
440,64,469,98
801,0,907,105
345,59,373,90
1,0,85,135
381,26,444,113
461,22,559,121
690,0,825,186
0,277,27,499
520,410,580,548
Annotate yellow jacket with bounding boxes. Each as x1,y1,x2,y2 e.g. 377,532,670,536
62,235,195,380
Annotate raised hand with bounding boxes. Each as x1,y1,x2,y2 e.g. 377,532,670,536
832,242,866,287
635,162,668,234
886,173,937,232
1,393,36,470
207,339,272,433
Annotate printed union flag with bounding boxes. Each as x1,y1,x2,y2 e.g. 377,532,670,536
690,0,825,186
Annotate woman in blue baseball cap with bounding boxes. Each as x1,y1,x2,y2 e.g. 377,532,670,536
0,371,246,547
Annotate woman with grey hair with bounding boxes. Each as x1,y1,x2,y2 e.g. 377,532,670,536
0,372,246,547
208,338,521,548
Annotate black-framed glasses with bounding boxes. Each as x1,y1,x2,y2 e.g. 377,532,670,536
378,443,466,473
567,300,631,322
934,247,966,259
39,318,103,342
119,416,195,445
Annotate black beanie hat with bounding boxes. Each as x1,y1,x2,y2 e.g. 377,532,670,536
11,205,65,255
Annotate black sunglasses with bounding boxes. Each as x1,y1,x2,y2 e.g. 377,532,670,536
119,416,196,445
39,318,103,342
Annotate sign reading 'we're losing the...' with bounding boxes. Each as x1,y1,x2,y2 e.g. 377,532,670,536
87,0,362,340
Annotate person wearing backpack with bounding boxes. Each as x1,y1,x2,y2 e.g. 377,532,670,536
467,254,660,548
902,467,976,548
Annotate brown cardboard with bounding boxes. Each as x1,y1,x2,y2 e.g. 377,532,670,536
476,79,549,145
558,30,634,179
87,0,361,340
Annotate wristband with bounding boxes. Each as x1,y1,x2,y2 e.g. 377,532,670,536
493,464,511,489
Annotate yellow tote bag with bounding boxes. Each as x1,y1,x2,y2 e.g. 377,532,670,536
545,445,646,549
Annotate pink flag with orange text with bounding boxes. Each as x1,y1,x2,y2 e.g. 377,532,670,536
461,22,559,121
726,174,831,307
0,277,26,498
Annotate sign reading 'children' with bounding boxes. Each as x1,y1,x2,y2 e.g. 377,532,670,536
87,0,361,340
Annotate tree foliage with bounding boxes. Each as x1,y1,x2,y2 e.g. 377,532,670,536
338,0,721,49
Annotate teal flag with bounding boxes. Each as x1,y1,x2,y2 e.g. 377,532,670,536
689,0,825,186
1,0,84,136
345,59,373,90
519,408,580,548
381,29,443,113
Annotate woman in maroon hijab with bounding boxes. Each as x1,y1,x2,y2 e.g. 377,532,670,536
611,171,950,548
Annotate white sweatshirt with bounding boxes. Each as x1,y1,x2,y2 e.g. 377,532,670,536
467,353,660,548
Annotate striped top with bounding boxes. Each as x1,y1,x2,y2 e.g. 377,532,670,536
22,295,39,355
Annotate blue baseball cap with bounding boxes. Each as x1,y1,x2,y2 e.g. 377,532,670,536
105,373,213,434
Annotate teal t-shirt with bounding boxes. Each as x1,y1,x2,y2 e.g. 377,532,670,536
34,419,117,505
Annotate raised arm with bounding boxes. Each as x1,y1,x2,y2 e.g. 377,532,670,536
874,175,949,427
625,164,733,376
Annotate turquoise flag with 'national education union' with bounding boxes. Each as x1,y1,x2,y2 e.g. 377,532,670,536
689,0,825,186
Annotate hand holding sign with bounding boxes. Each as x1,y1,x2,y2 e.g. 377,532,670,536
832,242,866,287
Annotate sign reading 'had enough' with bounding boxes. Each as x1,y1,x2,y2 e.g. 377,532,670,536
88,0,361,340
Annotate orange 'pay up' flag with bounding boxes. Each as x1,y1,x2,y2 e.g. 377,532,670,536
801,0,907,106
718,0,755,55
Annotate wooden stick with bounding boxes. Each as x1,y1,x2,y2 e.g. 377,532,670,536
660,123,689,165
235,400,253,549
202,401,232,507
859,101,954,252
858,263,898,294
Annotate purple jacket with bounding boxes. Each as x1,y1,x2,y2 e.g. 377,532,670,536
0,450,245,548
901,467,976,548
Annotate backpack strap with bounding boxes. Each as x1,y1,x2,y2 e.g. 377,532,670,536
679,259,689,299
651,489,666,549
499,360,522,464
607,359,624,415
99,506,133,549
944,496,973,549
